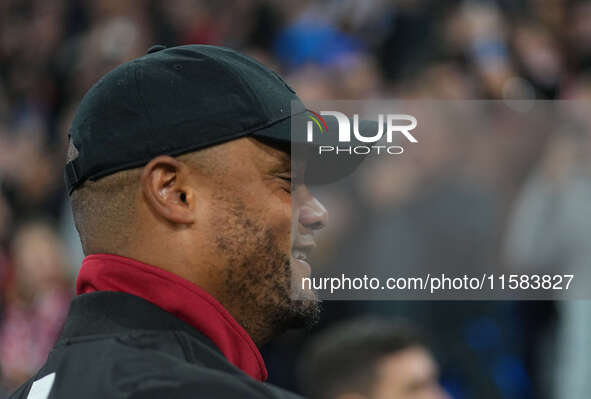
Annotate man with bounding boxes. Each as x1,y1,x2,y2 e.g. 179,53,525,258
9,44,332,398
298,318,451,399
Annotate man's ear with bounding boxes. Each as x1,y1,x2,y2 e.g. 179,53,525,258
141,155,196,225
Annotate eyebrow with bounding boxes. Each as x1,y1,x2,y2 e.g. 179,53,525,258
267,148,290,169
275,149,290,164
269,158,291,175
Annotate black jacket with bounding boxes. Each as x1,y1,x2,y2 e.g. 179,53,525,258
9,292,304,398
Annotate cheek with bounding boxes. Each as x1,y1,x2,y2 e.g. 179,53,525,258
272,200,292,245
229,176,292,250
260,192,292,248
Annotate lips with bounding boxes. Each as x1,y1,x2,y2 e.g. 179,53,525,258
292,249,309,262
291,240,315,263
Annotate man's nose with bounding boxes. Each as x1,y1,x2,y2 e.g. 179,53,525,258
298,196,328,231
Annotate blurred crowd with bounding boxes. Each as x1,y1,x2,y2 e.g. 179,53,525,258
1,0,591,398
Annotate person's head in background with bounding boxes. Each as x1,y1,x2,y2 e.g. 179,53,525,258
10,219,71,297
298,317,450,399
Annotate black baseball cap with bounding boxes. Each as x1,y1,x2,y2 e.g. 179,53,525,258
65,44,374,194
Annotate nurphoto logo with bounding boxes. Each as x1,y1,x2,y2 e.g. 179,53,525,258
306,111,418,155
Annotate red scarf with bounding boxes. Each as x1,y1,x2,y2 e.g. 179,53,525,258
76,254,268,381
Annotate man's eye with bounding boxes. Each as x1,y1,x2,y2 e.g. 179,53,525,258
278,176,292,192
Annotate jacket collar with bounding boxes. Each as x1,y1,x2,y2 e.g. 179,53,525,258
76,254,268,381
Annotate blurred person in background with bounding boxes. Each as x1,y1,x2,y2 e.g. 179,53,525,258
298,317,450,399
503,98,591,399
1,0,591,397
0,193,12,292
0,220,72,392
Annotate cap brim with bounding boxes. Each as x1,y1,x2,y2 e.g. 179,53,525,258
253,111,378,185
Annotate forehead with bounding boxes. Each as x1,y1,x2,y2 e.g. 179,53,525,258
376,347,437,383
214,137,302,180
248,138,291,169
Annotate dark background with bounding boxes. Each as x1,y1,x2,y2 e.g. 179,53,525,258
1,0,591,398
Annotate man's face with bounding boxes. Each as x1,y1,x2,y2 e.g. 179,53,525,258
371,347,450,399
195,137,327,342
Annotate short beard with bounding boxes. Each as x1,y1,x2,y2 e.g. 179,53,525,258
214,197,321,345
